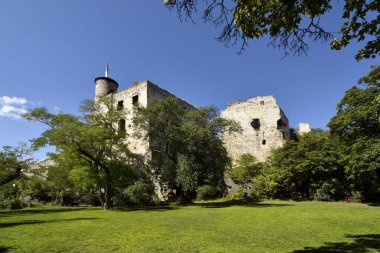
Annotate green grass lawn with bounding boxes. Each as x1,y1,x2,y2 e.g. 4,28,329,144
0,200,379,252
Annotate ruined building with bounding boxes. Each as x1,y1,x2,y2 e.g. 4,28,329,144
95,66,290,163
221,96,290,162
95,67,194,157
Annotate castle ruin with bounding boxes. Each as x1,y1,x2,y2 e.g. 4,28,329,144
95,75,194,157
221,96,290,162
95,67,291,164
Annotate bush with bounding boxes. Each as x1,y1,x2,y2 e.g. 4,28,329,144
1,197,22,210
0,185,22,210
311,181,346,201
196,185,219,200
123,181,154,205
226,187,245,200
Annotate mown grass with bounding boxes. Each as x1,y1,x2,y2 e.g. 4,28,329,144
0,200,379,252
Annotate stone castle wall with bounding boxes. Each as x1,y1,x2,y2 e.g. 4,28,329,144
221,96,290,162
111,80,195,156
98,77,291,165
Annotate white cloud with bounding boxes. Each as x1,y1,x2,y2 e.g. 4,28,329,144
0,96,28,119
0,96,27,105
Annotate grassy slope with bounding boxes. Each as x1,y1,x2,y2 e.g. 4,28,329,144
0,200,379,252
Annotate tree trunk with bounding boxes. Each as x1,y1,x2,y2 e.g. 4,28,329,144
103,169,113,210
104,184,113,210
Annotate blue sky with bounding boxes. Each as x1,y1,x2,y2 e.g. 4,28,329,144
0,1,377,159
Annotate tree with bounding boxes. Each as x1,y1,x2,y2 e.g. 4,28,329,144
328,65,380,140
0,144,31,209
35,152,97,206
133,97,241,202
264,131,347,200
328,65,380,200
228,153,262,186
0,144,30,187
24,97,142,209
164,0,379,60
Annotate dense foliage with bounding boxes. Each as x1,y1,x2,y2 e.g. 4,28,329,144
133,97,241,203
0,144,31,209
236,66,380,202
259,131,348,201
24,97,144,209
328,65,380,200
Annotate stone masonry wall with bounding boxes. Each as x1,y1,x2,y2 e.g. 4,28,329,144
221,96,290,162
112,82,149,155
112,80,195,156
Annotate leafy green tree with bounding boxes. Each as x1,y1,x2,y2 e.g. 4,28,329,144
328,65,380,140
122,181,155,205
40,152,96,205
344,138,380,200
133,97,241,203
264,131,347,200
164,0,379,60
0,144,32,209
328,65,380,200
24,97,142,209
228,153,262,185
0,144,30,186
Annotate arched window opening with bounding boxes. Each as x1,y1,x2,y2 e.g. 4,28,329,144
277,119,286,129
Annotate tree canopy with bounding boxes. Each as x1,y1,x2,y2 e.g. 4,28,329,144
133,97,241,202
328,65,380,199
328,65,380,140
24,97,142,209
254,66,380,201
0,144,30,187
164,0,379,60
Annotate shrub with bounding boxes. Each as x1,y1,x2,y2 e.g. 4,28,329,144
311,181,346,201
196,185,219,200
0,185,22,210
226,187,245,200
123,181,154,205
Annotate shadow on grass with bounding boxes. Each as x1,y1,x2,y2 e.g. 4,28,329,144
0,217,98,228
114,205,179,212
0,246,16,253
194,199,294,208
293,234,380,252
0,207,91,218
115,200,293,212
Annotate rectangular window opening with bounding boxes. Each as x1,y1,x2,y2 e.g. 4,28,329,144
262,140,266,145
117,100,124,111
118,119,126,135
260,101,265,105
132,95,139,105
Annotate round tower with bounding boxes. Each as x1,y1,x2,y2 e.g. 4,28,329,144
94,63,118,99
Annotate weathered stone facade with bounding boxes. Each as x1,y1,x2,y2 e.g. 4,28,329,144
95,78,194,156
95,76,291,163
221,96,290,162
